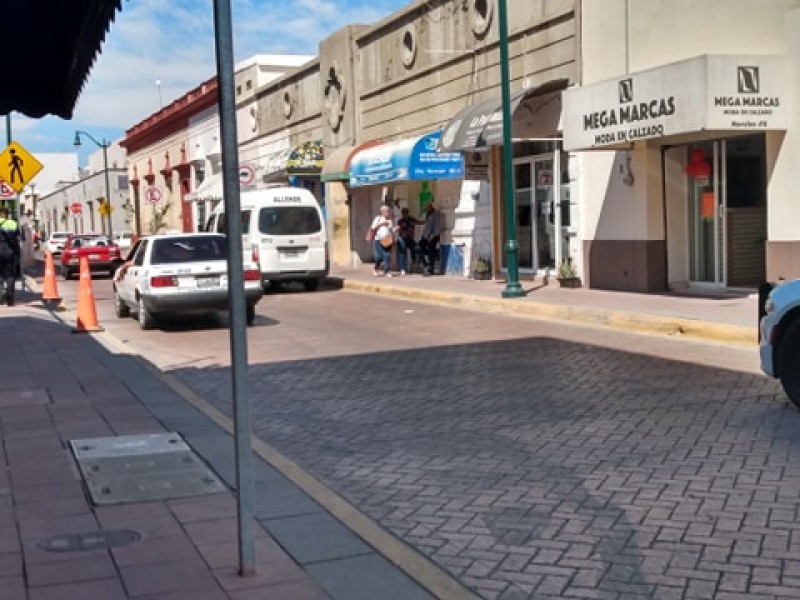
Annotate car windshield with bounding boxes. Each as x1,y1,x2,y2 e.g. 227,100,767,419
258,206,321,235
150,236,228,264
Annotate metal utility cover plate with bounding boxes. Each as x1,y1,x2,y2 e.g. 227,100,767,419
70,433,225,505
70,433,186,459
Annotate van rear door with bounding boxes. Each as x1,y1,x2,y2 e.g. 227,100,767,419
256,204,325,272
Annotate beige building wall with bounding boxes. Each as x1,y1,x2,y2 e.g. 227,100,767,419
349,0,577,272
577,0,800,288
127,129,188,235
319,25,366,267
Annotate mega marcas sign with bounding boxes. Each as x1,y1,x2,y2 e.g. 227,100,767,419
562,54,788,151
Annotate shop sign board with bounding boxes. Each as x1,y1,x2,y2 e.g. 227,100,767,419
562,55,788,151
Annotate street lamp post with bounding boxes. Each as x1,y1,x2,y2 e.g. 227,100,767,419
73,131,113,236
498,0,524,298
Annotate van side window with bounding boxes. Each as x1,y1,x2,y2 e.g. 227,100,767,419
241,210,251,234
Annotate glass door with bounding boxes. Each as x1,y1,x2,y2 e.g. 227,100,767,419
512,161,534,270
511,156,557,272
688,141,725,286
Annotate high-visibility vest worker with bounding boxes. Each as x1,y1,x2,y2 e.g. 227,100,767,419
0,207,20,306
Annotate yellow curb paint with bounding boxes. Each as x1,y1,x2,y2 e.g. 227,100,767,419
92,330,478,600
341,280,757,347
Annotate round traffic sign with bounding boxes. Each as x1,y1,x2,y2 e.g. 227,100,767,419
145,186,162,205
239,164,255,185
0,180,14,199
69,202,83,215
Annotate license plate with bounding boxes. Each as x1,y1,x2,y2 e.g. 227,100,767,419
196,276,220,288
282,249,301,258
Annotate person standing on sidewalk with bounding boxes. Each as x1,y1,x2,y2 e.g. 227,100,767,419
0,207,21,306
396,207,423,275
418,202,442,276
370,204,395,277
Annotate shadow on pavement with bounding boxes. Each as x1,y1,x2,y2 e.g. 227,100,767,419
170,335,793,599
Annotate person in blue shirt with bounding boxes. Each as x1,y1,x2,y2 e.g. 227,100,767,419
0,207,20,306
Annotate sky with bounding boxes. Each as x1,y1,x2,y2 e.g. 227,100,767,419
4,0,409,167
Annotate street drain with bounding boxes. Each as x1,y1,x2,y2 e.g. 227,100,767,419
40,530,141,553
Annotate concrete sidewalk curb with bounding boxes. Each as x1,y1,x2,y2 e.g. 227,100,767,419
92,328,477,600
337,278,758,347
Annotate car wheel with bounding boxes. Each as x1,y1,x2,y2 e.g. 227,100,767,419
114,288,130,318
246,304,256,326
303,279,320,292
137,296,155,330
778,319,800,409
267,281,282,292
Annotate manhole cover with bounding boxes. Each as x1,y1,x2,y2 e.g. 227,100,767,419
39,530,141,553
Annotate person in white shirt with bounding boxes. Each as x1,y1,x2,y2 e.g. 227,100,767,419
369,205,395,277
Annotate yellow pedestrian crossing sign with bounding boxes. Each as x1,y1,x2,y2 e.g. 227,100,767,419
0,141,43,193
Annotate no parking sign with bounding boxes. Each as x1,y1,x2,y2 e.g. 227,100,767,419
239,164,255,185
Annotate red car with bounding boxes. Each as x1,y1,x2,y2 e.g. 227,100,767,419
60,234,122,280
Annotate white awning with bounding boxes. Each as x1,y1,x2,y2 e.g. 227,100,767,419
186,172,222,202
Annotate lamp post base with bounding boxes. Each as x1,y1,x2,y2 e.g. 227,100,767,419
501,283,526,298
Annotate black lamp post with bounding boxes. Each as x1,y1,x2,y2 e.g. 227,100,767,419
73,131,113,236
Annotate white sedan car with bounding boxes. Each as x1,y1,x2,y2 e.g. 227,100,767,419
112,233,263,329
45,231,71,256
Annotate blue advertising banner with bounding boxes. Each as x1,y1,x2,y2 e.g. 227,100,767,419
349,131,464,188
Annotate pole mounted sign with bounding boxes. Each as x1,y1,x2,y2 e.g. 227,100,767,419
0,179,14,199
69,202,83,215
238,164,255,185
144,186,163,205
0,141,44,193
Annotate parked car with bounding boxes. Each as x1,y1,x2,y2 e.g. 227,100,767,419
760,280,800,408
112,233,263,330
115,231,134,253
60,234,122,280
45,231,71,256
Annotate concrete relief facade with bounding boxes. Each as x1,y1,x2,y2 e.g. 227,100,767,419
347,0,577,275
319,26,365,267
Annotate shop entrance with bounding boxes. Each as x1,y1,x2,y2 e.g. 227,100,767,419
686,135,766,288
511,155,561,272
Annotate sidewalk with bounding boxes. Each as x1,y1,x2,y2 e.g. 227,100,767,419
0,288,439,600
328,266,759,346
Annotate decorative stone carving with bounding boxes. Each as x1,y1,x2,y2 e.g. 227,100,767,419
324,61,347,132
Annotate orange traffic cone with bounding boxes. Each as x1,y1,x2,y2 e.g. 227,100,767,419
72,256,103,333
41,251,64,310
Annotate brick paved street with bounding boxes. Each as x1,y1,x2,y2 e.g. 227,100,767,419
88,281,799,599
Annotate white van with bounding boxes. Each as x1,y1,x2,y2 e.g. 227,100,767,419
206,186,328,291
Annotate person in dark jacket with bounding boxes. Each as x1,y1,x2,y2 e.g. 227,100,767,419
0,207,21,306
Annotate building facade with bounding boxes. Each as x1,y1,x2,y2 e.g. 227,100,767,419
563,0,800,292
116,0,800,293
34,145,129,237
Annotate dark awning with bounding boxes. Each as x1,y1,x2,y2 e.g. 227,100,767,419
437,79,569,152
0,0,122,119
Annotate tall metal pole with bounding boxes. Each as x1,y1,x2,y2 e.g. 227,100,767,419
5,114,17,218
498,0,524,298
212,0,256,577
102,142,113,236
